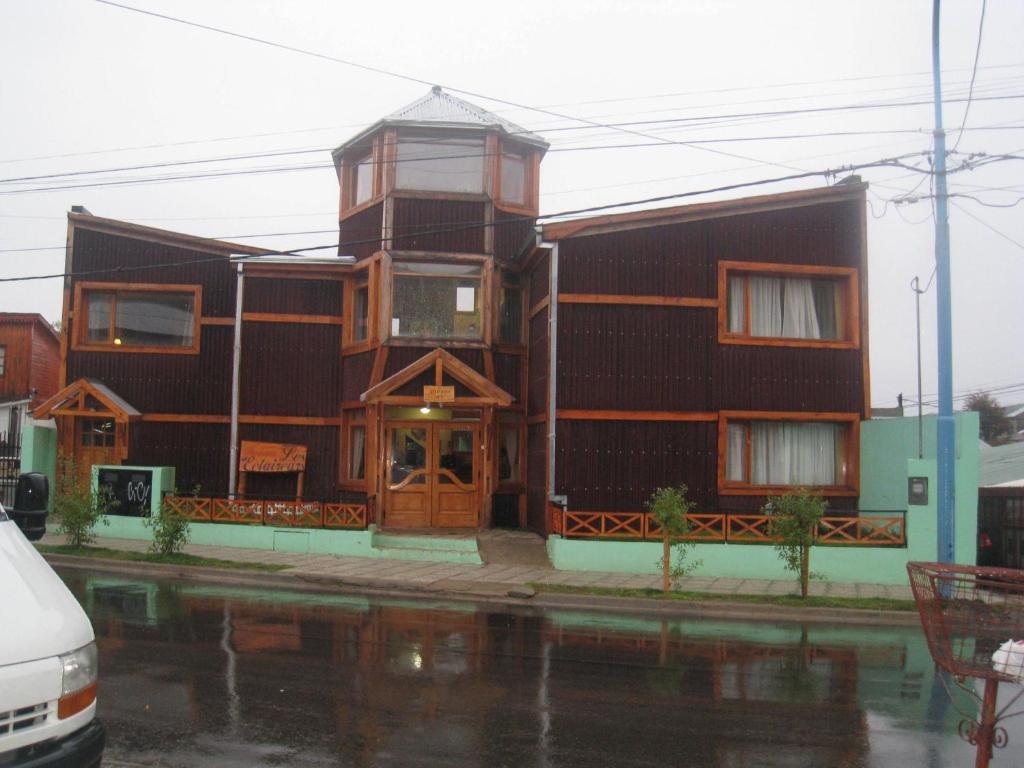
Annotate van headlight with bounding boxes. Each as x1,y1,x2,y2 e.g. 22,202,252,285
58,642,98,719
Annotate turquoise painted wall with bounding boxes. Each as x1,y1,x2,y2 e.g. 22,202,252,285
18,420,57,510
549,413,981,584
94,516,481,564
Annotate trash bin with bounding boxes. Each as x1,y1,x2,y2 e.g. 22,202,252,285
11,472,49,541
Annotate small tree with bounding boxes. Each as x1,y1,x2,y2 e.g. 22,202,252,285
647,485,700,592
145,498,191,556
53,456,114,548
767,490,826,598
963,391,1013,445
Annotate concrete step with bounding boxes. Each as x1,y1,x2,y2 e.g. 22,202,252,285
477,530,552,568
371,532,482,565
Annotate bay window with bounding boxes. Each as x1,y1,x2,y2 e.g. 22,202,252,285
719,262,857,348
499,151,527,205
721,412,858,493
351,150,374,206
76,283,200,353
395,137,485,194
390,261,483,341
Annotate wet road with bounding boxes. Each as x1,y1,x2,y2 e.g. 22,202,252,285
55,567,1023,767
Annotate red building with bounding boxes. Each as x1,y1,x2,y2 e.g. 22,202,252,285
0,313,60,444
36,88,868,534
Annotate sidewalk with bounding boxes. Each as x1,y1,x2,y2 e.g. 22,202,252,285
38,530,914,601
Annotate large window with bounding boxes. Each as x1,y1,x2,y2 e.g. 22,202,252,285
395,137,485,194
351,150,374,206
499,151,527,205
719,262,857,348
721,413,857,493
391,261,483,341
77,284,200,353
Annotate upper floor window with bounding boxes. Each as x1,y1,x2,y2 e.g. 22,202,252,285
720,412,858,494
353,282,369,342
390,261,483,341
719,262,857,349
76,283,200,354
0,345,5,376
395,137,485,194
499,152,527,206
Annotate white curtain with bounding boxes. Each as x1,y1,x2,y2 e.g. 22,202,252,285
782,279,821,339
349,426,365,479
727,277,745,332
726,423,746,481
749,277,782,337
502,427,520,482
751,422,838,486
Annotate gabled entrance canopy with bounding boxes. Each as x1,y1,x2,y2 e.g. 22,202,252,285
33,377,141,422
361,348,512,406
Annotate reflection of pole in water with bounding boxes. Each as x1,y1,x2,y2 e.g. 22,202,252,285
925,669,953,768
537,640,551,768
221,605,241,734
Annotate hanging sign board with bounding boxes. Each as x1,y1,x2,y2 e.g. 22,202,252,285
423,385,455,403
239,441,307,473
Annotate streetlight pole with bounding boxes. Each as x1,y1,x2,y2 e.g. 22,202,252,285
932,0,956,563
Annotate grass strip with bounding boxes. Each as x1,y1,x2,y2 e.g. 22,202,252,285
36,544,289,573
528,582,916,612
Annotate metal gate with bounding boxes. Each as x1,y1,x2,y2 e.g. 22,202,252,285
979,487,1024,569
0,434,21,509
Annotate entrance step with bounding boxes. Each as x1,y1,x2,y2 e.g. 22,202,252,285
477,530,552,569
371,531,482,565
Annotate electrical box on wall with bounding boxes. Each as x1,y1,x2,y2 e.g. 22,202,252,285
908,476,929,506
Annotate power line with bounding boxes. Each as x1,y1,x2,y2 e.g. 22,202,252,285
951,199,1024,251
952,0,988,153
0,156,918,282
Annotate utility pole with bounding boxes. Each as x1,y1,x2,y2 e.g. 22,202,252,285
912,276,924,460
932,0,956,563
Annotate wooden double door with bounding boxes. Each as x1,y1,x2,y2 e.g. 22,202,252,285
384,421,480,528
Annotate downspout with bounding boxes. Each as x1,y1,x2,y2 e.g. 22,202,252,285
228,263,245,498
545,242,567,508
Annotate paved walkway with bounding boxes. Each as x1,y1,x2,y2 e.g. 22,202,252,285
39,530,914,600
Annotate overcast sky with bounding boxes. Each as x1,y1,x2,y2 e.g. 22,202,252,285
1,0,1022,412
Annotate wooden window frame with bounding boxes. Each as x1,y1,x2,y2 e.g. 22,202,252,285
494,412,525,494
717,261,859,350
340,138,383,216
383,252,493,347
392,133,487,196
342,260,378,353
717,410,860,496
495,275,526,347
73,282,202,355
339,408,368,490
494,144,539,214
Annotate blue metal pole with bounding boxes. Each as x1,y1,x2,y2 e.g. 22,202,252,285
932,0,956,563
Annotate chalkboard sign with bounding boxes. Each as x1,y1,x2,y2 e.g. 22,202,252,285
98,468,154,517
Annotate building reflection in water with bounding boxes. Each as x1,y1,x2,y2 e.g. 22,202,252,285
73,575,977,768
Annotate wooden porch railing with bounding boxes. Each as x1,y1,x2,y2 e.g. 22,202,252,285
163,496,367,530
554,508,905,546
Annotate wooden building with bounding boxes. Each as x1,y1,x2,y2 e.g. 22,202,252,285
0,313,60,444
36,88,869,535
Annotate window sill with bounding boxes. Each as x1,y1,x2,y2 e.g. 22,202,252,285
719,484,858,497
341,196,384,220
71,342,199,355
386,337,487,349
719,334,858,351
495,200,537,217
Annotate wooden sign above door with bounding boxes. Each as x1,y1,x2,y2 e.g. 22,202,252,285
239,440,307,473
423,385,455,403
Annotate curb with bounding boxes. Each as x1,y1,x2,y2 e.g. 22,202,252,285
43,554,918,627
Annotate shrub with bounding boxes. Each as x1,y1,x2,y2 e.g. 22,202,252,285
53,456,114,547
766,490,826,598
647,485,701,592
145,499,191,556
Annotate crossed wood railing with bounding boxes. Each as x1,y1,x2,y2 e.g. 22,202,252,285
163,496,367,529
554,508,905,546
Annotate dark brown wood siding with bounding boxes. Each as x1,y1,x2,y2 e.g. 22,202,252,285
244,278,342,316
525,251,550,531
342,351,376,402
241,323,341,417
494,353,521,403
339,202,383,261
494,208,535,263
391,198,486,254
128,422,229,497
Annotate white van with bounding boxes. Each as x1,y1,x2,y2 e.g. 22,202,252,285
0,503,105,767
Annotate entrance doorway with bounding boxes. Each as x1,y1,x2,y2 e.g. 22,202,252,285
385,421,479,528
75,416,119,486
